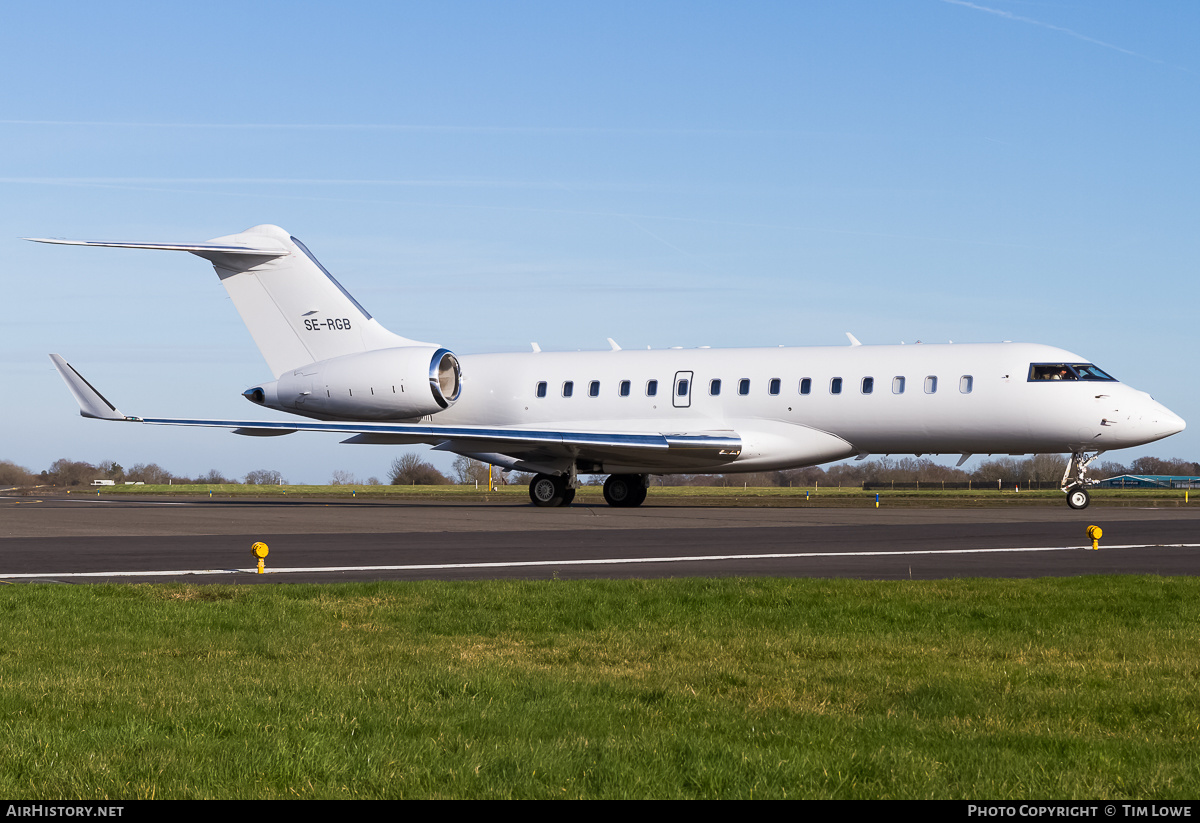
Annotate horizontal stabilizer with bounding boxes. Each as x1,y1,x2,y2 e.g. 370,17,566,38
29,225,423,377
24,237,287,260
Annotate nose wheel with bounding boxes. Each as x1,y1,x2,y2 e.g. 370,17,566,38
1066,486,1090,510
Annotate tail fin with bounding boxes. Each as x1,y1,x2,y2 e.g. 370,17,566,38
28,225,427,377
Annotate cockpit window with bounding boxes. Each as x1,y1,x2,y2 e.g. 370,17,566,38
1028,363,1117,382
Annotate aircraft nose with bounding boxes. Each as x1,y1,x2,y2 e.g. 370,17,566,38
1139,399,1185,441
1154,405,1187,438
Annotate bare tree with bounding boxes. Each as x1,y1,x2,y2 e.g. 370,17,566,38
245,469,285,485
128,462,175,484
329,469,357,485
388,453,449,485
0,460,35,486
451,455,493,485
41,459,98,487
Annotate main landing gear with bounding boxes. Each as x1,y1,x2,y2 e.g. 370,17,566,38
1062,450,1104,510
527,472,649,508
602,474,648,508
528,473,575,507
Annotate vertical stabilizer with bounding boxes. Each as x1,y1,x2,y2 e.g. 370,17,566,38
194,225,428,377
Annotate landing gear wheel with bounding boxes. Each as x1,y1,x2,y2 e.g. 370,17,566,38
603,474,634,506
529,473,567,507
1066,486,1090,510
603,474,647,507
561,487,576,506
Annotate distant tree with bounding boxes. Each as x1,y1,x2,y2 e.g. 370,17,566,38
128,463,175,484
0,460,35,486
199,468,233,484
778,466,829,486
41,459,98,487
1021,454,1068,484
451,455,492,485
99,461,124,482
245,469,285,485
970,458,1024,484
388,453,449,485
329,469,357,486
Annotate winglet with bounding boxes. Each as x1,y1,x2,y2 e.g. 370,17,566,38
48,354,128,421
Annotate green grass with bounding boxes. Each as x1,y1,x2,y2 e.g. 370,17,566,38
69,482,1198,507
1,577,1199,798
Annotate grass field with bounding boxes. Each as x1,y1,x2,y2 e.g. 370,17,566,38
2,577,1198,799
52,482,1198,508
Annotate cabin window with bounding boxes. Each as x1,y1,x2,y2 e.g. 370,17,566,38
536,381,547,398
959,375,973,394
738,378,750,396
892,376,905,394
710,379,722,396
924,376,938,394
589,380,600,397
562,381,574,398
861,377,874,394
799,378,812,395
677,379,689,397
830,377,843,395
619,380,631,397
646,380,658,397
769,378,781,395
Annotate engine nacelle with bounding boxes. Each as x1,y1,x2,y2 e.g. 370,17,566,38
243,346,461,420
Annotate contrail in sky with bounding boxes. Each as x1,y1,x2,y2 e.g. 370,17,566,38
939,0,1162,64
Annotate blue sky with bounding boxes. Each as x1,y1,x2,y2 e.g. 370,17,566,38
3,1,1196,484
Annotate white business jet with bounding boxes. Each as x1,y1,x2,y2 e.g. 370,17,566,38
30,224,1185,509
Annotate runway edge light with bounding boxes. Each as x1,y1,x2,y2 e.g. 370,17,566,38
1086,525,1103,551
252,541,269,573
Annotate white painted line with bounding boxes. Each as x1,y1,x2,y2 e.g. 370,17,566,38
1,543,1197,579
0,496,192,506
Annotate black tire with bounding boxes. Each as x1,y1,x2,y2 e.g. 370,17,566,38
603,474,647,507
1066,486,1090,510
561,487,576,506
603,474,634,507
529,473,565,507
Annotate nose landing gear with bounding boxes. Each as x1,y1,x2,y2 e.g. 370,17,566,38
1061,450,1104,510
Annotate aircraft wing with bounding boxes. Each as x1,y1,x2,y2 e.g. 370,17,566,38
49,355,741,472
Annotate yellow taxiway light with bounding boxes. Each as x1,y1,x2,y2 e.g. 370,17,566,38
252,541,269,574
1086,525,1103,551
